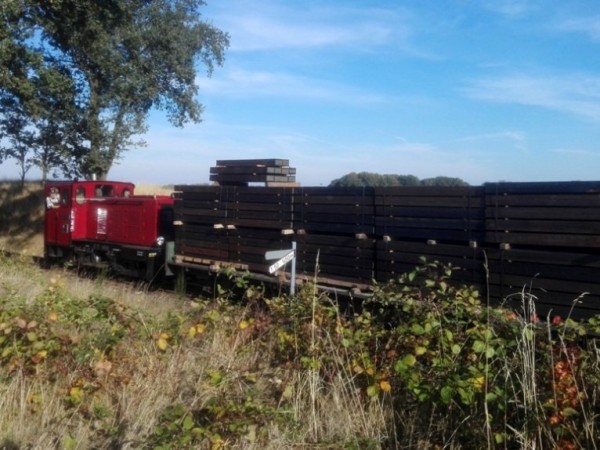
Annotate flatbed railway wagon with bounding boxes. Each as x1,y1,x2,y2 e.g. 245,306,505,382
168,161,600,320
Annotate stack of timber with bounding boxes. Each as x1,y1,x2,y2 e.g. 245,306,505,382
484,181,600,318
173,185,295,272
485,181,600,248
209,159,297,186
172,185,234,265
374,186,486,285
172,176,600,319
293,187,375,284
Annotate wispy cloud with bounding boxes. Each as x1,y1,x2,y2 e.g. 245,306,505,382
209,2,412,53
551,147,596,156
391,136,437,154
554,16,600,41
453,131,527,151
198,68,386,105
464,73,600,122
479,0,538,18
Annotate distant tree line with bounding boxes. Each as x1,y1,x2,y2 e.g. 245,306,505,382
329,172,469,187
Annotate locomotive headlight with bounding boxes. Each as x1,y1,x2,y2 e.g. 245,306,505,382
156,236,165,246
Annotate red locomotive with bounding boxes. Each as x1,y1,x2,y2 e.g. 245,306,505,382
44,180,174,280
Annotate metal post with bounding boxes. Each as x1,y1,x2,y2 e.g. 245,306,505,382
290,241,296,295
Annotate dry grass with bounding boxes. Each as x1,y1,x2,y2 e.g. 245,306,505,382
132,183,174,196
2,257,599,448
0,182,45,257
0,259,391,449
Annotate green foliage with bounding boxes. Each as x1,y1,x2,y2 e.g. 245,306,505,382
150,397,280,449
0,275,136,382
2,258,600,448
329,172,469,187
364,260,600,448
0,0,229,179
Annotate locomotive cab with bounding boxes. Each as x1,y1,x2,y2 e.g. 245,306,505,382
44,180,174,281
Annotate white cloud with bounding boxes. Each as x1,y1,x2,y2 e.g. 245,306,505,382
554,16,600,41
479,0,538,18
551,147,596,156
391,138,437,155
209,2,411,53
223,13,393,52
453,131,527,151
465,73,600,122
198,68,386,105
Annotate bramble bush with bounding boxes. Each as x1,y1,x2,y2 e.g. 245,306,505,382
1,257,599,448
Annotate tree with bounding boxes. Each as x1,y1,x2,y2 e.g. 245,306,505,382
0,106,35,188
0,0,229,180
329,172,469,187
420,176,469,187
329,172,421,187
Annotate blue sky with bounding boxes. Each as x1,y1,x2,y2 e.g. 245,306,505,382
3,0,600,186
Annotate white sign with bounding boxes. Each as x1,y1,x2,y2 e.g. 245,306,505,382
268,250,295,274
265,249,293,260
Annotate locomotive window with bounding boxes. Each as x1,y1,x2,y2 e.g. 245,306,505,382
95,185,114,197
159,206,175,240
76,187,86,205
60,189,70,206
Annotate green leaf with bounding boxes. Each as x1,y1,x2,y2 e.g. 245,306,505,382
63,434,77,450
457,387,474,406
472,340,486,353
415,346,427,355
411,324,425,335
440,386,453,404
182,414,194,431
562,407,579,417
403,354,417,367
485,392,498,402
209,370,224,386
366,385,379,397
394,360,408,373
451,344,461,355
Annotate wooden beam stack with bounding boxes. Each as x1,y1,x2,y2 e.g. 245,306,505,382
373,186,486,285
484,181,600,318
210,159,297,186
172,168,600,319
293,187,375,283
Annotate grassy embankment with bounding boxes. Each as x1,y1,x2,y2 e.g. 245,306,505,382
1,181,600,449
0,182,45,257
